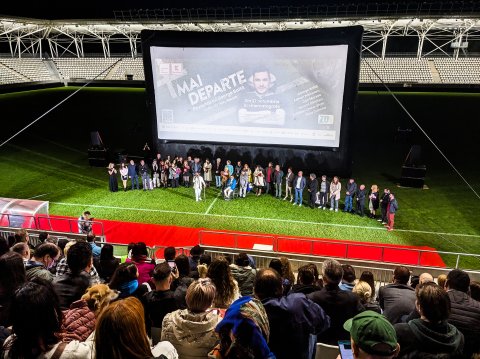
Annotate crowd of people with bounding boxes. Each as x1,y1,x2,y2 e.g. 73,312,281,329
1,229,480,359
107,155,399,231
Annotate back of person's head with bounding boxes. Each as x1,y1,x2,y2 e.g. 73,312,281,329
322,259,344,285
127,242,136,254
437,274,447,289
86,233,96,243
11,242,30,259
416,282,450,323
100,244,115,261
0,236,9,257
57,238,69,254
393,266,410,285
95,297,152,359
359,271,376,298
446,269,470,293
207,256,235,306
14,229,28,244
268,258,283,276
199,253,212,266
7,235,16,248
419,272,434,285
33,243,59,261
175,254,191,276
190,245,204,259
131,242,148,260
38,232,49,242
297,264,315,285
470,281,480,301
82,284,119,316
342,264,356,283
186,278,216,313
235,252,250,267
63,240,77,258
67,241,92,274
254,268,283,300
279,257,295,284
0,252,26,294
152,262,172,282
164,246,176,261
109,262,138,289
345,311,399,359
353,281,373,304
7,279,62,358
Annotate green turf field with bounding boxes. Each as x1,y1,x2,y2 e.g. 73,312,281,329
0,87,479,269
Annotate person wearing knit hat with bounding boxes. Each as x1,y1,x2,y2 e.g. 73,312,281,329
208,296,275,359
343,311,400,358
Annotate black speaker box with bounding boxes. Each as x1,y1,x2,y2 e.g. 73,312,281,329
88,149,108,167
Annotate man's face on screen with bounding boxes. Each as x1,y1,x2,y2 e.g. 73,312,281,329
253,71,270,94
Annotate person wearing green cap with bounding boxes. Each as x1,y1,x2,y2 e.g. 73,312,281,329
343,310,400,359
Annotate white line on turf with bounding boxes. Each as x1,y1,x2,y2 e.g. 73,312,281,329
204,192,221,215
50,201,480,238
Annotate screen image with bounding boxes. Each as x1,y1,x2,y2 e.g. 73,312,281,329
150,45,348,148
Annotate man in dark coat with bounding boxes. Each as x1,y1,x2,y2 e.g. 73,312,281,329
307,173,318,209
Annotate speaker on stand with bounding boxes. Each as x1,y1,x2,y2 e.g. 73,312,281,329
88,131,109,167
400,145,426,188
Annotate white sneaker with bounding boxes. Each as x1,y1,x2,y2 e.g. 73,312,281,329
293,203,297,206
323,207,326,210
299,204,302,207
330,208,333,211
335,209,338,212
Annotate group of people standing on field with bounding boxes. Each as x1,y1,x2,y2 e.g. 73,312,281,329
106,154,399,231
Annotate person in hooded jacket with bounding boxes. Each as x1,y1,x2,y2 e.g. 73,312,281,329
230,252,256,296
394,282,464,358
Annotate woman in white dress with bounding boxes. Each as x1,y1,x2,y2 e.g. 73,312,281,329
253,165,265,196
119,163,128,191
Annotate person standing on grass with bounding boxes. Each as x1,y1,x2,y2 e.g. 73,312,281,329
128,159,139,190
293,171,306,207
307,173,318,209
239,164,251,198
119,162,128,191
386,193,398,231
379,188,391,224
284,167,294,202
317,175,330,210
107,163,118,192
356,184,366,217
182,160,191,188
344,178,357,213
139,160,150,191
368,184,380,219
193,173,206,202
203,159,212,187
254,165,265,196
273,164,284,199
265,162,274,195
214,158,222,188
330,176,341,212
152,159,160,188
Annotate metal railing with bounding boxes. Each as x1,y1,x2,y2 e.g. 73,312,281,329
198,229,480,270
0,213,104,236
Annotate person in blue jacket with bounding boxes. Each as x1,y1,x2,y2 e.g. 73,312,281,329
293,171,306,207
223,175,237,200
127,159,139,190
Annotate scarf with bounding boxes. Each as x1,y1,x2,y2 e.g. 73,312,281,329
119,279,138,297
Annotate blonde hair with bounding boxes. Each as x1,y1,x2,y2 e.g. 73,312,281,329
437,274,447,289
371,184,378,192
353,281,373,303
82,284,119,316
186,278,216,313
197,263,208,278
63,240,76,258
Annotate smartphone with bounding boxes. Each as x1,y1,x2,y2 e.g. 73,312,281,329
338,340,353,359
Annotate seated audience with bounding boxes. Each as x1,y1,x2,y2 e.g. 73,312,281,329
142,262,178,332
38,232,50,243
59,283,118,343
269,258,293,295
10,242,30,264
207,256,240,309
162,278,220,359
307,259,363,345
13,229,29,246
163,246,177,269
94,244,120,283
55,240,101,284
171,254,195,309
437,274,447,289
0,253,26,327
53,241,93,309
378,266,416,324
290,264,322,295
344,310,400,359
394,282,464,358
210,296,275,359
197,253,212,279
254,268,330,359
86,234,101,258
353,281,382,314
230,252,256,296
2,279,94,358
95,297,178,359
419,272,434,284
445,269,480,357
359,270,376,299
470,280,480,301
188,245,204,273
25,243,59,282
109,262,149,300
0,238,9,257
339,264,356,291
130,242,155,285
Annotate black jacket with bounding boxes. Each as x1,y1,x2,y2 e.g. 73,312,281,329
378,283,416,324
53,271,91,310
308,179,318,193
447,289,480,357
142,289,178,331
94,258,120,283
394,319,464,358
307,284,363,345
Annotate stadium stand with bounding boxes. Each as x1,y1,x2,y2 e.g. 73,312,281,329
1,56,480,85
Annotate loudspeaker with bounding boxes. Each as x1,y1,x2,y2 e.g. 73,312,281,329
88,149,108,167
400,165,426,188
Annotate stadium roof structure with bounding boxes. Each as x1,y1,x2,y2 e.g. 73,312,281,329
1,16,479,59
